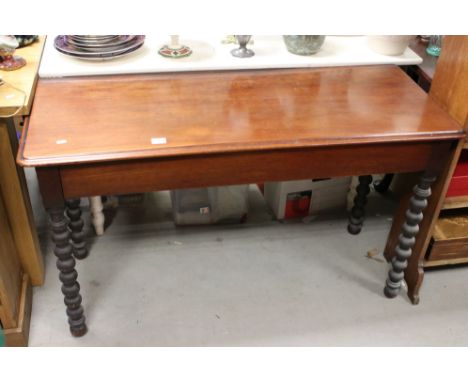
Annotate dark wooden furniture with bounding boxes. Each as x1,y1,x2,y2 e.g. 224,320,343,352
18,65,464,336
423,36,468,267
0,37,45,346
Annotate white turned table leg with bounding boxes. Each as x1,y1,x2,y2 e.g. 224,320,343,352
89,196,105,236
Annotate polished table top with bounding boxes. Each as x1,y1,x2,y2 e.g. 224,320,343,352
20,65,463,167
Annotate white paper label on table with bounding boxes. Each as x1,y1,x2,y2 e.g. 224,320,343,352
151,137,167,145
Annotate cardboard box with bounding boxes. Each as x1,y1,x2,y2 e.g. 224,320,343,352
171,185,249,225
264,177,352,220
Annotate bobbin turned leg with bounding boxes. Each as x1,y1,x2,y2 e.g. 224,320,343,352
348,175,373,235
50,207,87,337
374,174,394,194
384,173,436,299
66,198,89,259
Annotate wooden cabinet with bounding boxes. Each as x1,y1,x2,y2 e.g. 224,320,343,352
0,37,45,346
423,36,468,267
0,193,22,328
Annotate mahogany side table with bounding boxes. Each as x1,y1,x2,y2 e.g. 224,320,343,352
18,66,464,337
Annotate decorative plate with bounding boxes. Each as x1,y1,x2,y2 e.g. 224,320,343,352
66,36,135,51
54,35,145,60
158,45,192,59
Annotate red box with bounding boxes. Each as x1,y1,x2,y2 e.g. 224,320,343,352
284,191,312,219
446,151,468,197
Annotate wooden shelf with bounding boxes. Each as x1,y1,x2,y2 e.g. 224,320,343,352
442,195,468,210
463,140,468,150
433,213,468,241
426,212,468,264
424,257,468,268
4,274,32,346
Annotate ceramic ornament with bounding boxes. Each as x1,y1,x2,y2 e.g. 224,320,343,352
14,35,39,48
0,35,26,71
158,35,192,58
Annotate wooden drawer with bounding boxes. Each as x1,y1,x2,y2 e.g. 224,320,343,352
428,237,468,261
426,212,468,262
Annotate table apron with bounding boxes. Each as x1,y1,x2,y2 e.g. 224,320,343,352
57,141,449,199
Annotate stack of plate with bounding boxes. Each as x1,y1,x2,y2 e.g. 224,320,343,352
54,35,145,60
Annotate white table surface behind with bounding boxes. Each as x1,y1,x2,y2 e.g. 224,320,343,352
39,35,422,78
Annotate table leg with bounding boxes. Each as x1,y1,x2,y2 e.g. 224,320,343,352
384,173,435,299
347,175,373,234
374,174,394,194
89,196,105,236
383,141,461,304
65,198,89,259
49,207,87,337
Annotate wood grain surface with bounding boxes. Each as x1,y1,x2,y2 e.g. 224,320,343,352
430,36,468,128
0,119,43,285
442,195,468,210
60,141,441,199
20,65,464,167
4,274,32,346
0,192,22,328
0,37,45,116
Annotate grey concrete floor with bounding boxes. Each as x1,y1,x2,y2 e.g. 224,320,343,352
25,169,468,346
